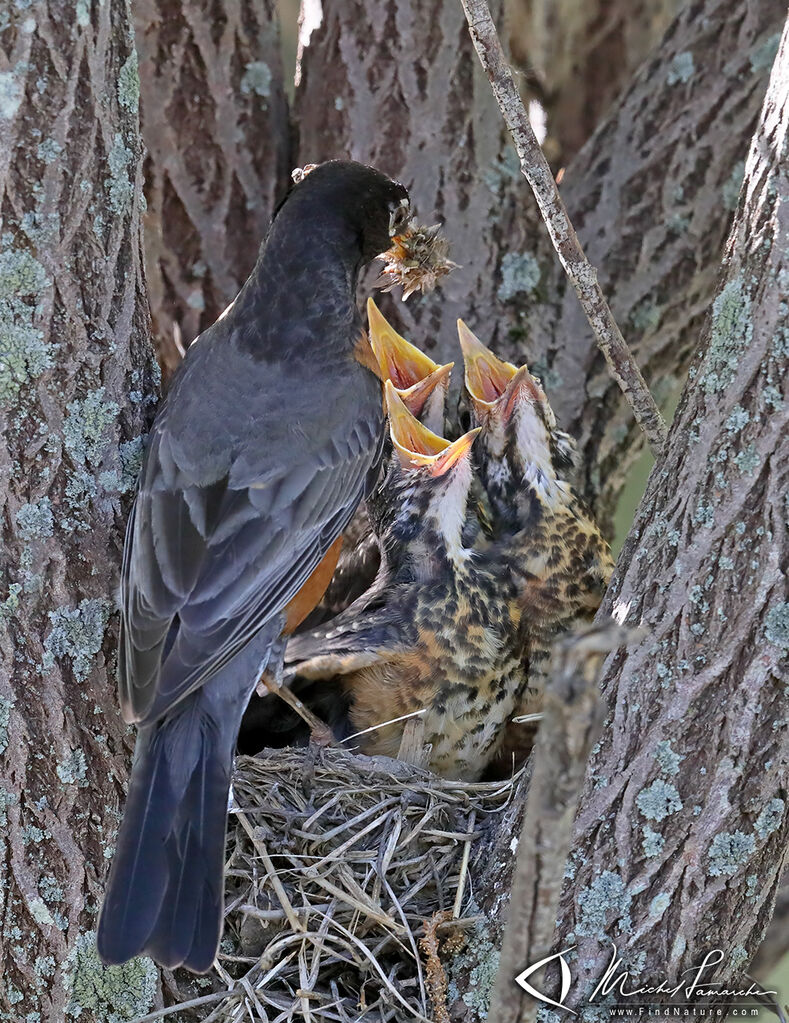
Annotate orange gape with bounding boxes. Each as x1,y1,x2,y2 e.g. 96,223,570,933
283,534,345,635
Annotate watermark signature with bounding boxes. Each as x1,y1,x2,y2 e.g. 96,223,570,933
515,944,778,1016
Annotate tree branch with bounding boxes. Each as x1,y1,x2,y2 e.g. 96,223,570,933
488,623,640,1023
460,0,668,456
550,17,789,1008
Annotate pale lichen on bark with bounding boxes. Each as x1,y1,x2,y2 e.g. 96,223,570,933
549,19,789,1008
0,1,156,1018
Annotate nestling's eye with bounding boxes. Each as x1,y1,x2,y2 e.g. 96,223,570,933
388,200,411,237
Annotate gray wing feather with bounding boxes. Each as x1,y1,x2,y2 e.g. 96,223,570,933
119,345,383,726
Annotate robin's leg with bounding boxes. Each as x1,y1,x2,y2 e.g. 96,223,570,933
256,631,335,746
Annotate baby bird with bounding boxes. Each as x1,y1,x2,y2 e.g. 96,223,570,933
284,382,529,780
319,300,454,617
457,321,614,733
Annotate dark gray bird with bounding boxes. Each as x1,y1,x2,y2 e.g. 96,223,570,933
97,161,411,973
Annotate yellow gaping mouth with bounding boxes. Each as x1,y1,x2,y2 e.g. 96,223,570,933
367,298,440,389
457,319,545,414
384,381,479,477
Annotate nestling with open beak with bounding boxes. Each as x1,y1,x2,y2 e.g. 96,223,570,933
316,300,455,618
457,320,614,745
284,382,532,780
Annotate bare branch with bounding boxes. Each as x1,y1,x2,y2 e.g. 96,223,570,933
460,0,668,456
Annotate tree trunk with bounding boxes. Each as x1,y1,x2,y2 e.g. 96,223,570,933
134,0,291,378
507,0,684,165
548,19,789,1009
295,0,783,531
0,2,156,1019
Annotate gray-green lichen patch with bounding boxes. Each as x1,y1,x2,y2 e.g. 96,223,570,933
654,740,683,777
0,583,22,624
750,33,781,73
722,161,745,211
667,51,694,85
576,870,631,937
725,405,750,433
734,444,760,475
636,780,683,822
56,748,88,786
63,931,157,1022
642,826,664,858
0,234,53,406
42,598,111,681
0,695,13,754
754,798,784,839
63,388,119,467
498,251,540,302
99,435,146,495
106,133,134,214
16,497,54,541
648,893,671,921
0,70,22,119
707,830,756,877
241,61,271,99
447,901,499,1013
765,603,789,648
630,301,662,334
701,278,752,394
117,51,139,113
75,0,90,27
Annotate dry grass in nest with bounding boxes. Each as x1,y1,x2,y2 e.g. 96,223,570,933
159,746,518,1023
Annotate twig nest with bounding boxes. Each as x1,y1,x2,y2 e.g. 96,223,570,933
378,222,458,299
171,747,518,1022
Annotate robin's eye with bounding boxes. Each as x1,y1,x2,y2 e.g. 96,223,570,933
389,201,410,236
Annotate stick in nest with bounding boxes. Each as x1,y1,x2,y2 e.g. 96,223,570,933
419,910,454,1023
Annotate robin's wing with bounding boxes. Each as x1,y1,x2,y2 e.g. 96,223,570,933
119,352,384,725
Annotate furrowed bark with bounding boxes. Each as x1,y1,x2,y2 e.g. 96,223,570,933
0,1,157,1019
295,0,783,530
548,21,789,1009
134,0,290,377
462,0,669,457
507,0,683,164
487,624,632,1023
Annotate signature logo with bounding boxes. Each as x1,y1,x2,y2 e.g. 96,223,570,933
515,945,577,1014
515,944,779,1016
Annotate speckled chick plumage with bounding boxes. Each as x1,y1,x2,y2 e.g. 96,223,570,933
285,386,530,780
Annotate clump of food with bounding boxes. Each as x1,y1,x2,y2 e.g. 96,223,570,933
378,219,458,300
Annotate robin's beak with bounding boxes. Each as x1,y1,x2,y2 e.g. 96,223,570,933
367,298,440,389
458,320,544,421
398,362,454,421
385,380,479,477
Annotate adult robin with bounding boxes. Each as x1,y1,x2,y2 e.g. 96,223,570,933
97,161,414,972
457,321,613,739
284,383,530,780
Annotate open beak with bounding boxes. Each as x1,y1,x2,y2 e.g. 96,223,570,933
398,362,453,421
385,380,479,477
457,319,544,419
367,298,440,389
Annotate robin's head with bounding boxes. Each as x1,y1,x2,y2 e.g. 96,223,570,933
371,382,479,562
280,161,411,263
366,299,452,433
457,320,576,483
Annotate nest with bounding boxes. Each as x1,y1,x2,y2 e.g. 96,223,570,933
167,746,518,1023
